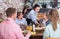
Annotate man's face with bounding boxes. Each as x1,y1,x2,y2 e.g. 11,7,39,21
35,7,40,13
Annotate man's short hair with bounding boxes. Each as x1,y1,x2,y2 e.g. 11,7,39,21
5,7,16,17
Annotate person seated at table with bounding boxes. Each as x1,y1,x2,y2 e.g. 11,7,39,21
38,12,50,26
43,9,60,39
15,12,27,30
27,4,40,25
0,7,31,39
42,12,51,26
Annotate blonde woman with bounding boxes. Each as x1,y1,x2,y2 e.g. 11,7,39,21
43,9,60,39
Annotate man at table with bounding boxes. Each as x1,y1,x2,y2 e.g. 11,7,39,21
0,7,31,39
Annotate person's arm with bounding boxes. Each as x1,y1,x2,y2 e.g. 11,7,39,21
15,25,31,39
43,27,50,39
30,12,38,23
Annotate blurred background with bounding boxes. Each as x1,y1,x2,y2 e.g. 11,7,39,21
0,0,60,19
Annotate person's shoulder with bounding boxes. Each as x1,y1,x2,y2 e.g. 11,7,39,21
29,10,35,14
15,18,19,21
23,18,26,20
46,23,52,29
0,22,3,26
31,10,35,12
15,18,18,20
57,22,60,28
12,21,19,27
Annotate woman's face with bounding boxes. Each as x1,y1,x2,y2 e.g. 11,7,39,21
35,7,40,13
18,13,23,19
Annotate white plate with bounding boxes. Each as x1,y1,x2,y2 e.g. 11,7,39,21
35,27,45,30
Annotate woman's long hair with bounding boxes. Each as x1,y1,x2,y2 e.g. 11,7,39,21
49,9,59,31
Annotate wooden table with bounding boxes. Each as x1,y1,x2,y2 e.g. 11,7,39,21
47,38,60,39
23,27,45,39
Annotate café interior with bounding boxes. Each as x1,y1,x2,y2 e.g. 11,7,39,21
0,0,60,39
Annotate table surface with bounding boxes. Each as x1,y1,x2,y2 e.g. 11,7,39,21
23,26,45,36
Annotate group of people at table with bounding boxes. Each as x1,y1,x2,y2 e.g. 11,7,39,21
0,4,60,39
